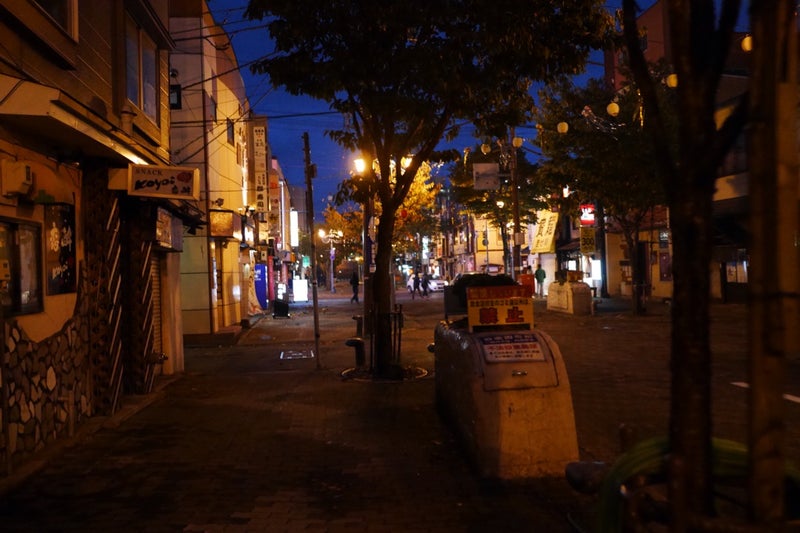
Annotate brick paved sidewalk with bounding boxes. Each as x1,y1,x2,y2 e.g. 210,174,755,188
0,296,589,532
1,293,796,532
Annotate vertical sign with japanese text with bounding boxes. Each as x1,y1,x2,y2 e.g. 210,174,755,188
531,210,559,253
253,124,267,214
45,203,76,295
580,226,596,254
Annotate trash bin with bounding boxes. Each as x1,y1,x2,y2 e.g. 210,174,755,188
546,280,592,315
434,323,579,479
272,298,290,318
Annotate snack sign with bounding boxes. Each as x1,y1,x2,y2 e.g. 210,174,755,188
128,164,199,200
466,285,534,332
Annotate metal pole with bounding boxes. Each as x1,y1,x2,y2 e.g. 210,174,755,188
485,218,490,268
303,132,321,369
329,241,336,293
362,192,373,335
510,126,522,281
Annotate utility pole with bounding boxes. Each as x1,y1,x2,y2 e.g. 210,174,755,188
510,126,522,281
304,132,321,369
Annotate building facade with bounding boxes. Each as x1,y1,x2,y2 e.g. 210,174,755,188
0,0,203,474
170,0,266,343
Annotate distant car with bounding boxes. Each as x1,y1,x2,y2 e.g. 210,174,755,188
406,275,448,293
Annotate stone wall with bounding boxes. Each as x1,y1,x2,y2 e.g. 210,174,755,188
1,308,92,476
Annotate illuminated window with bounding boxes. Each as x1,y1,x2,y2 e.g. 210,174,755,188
126,12,158,122
0,220,42,316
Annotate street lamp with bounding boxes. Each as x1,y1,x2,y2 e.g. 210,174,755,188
318,228,342,293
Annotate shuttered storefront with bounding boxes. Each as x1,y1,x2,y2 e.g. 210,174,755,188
150,254,162,356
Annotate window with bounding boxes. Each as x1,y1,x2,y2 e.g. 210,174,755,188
126,13,158,122
227,119,235,145
33,0,72,32
0,220,42,316
169,84,182,110
210,96,218,123
5,1,77,66
719,133,747,176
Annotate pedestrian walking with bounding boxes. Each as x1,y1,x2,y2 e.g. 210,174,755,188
534,264,547,298
421,273,430,298
412,272,421,300
350,271,360,303
317,265,325,288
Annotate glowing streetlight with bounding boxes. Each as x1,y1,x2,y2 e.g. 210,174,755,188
318,228,342,293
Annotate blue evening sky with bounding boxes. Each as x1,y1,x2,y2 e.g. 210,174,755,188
206,1,748,215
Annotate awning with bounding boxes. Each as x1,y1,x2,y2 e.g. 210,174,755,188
557,239,581,252
0,75,149,165
0,75,204,228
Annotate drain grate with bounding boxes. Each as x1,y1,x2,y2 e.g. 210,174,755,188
280,349,315,360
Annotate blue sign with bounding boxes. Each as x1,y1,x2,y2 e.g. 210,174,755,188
255,263,268,309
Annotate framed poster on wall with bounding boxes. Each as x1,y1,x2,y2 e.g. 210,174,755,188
45,203,76,295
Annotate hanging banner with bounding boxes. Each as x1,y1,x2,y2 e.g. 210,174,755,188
531,210,559,253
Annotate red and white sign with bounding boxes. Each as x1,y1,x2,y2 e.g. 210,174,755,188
580,203,596,226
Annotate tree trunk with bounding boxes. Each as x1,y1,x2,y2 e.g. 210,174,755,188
667,171,716,524
623,230,646,315
371,206,398,377
747,1,797,523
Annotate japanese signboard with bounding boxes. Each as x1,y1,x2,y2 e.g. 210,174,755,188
127,164,199,200
466,285,534,332
45,203,76,295
580,226,596,254
531,210,559,253
477,332,547,362
268,168,281,239
579,203,596,226
253,124,267,214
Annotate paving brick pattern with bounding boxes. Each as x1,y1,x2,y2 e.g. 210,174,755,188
0,291,797,532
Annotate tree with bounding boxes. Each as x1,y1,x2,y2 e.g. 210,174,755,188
534,72,676,313
333,161,441,268
245,0,613,377
321,205,362,265
621,0,798,527
450,145,548,274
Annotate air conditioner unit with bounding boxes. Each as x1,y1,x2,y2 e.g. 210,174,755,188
1,160,33,197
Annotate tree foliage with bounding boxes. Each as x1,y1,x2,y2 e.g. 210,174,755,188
320,206,362,263
245,0,614,375
533,65,677,312
450,146,547,226
331,161,441,260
